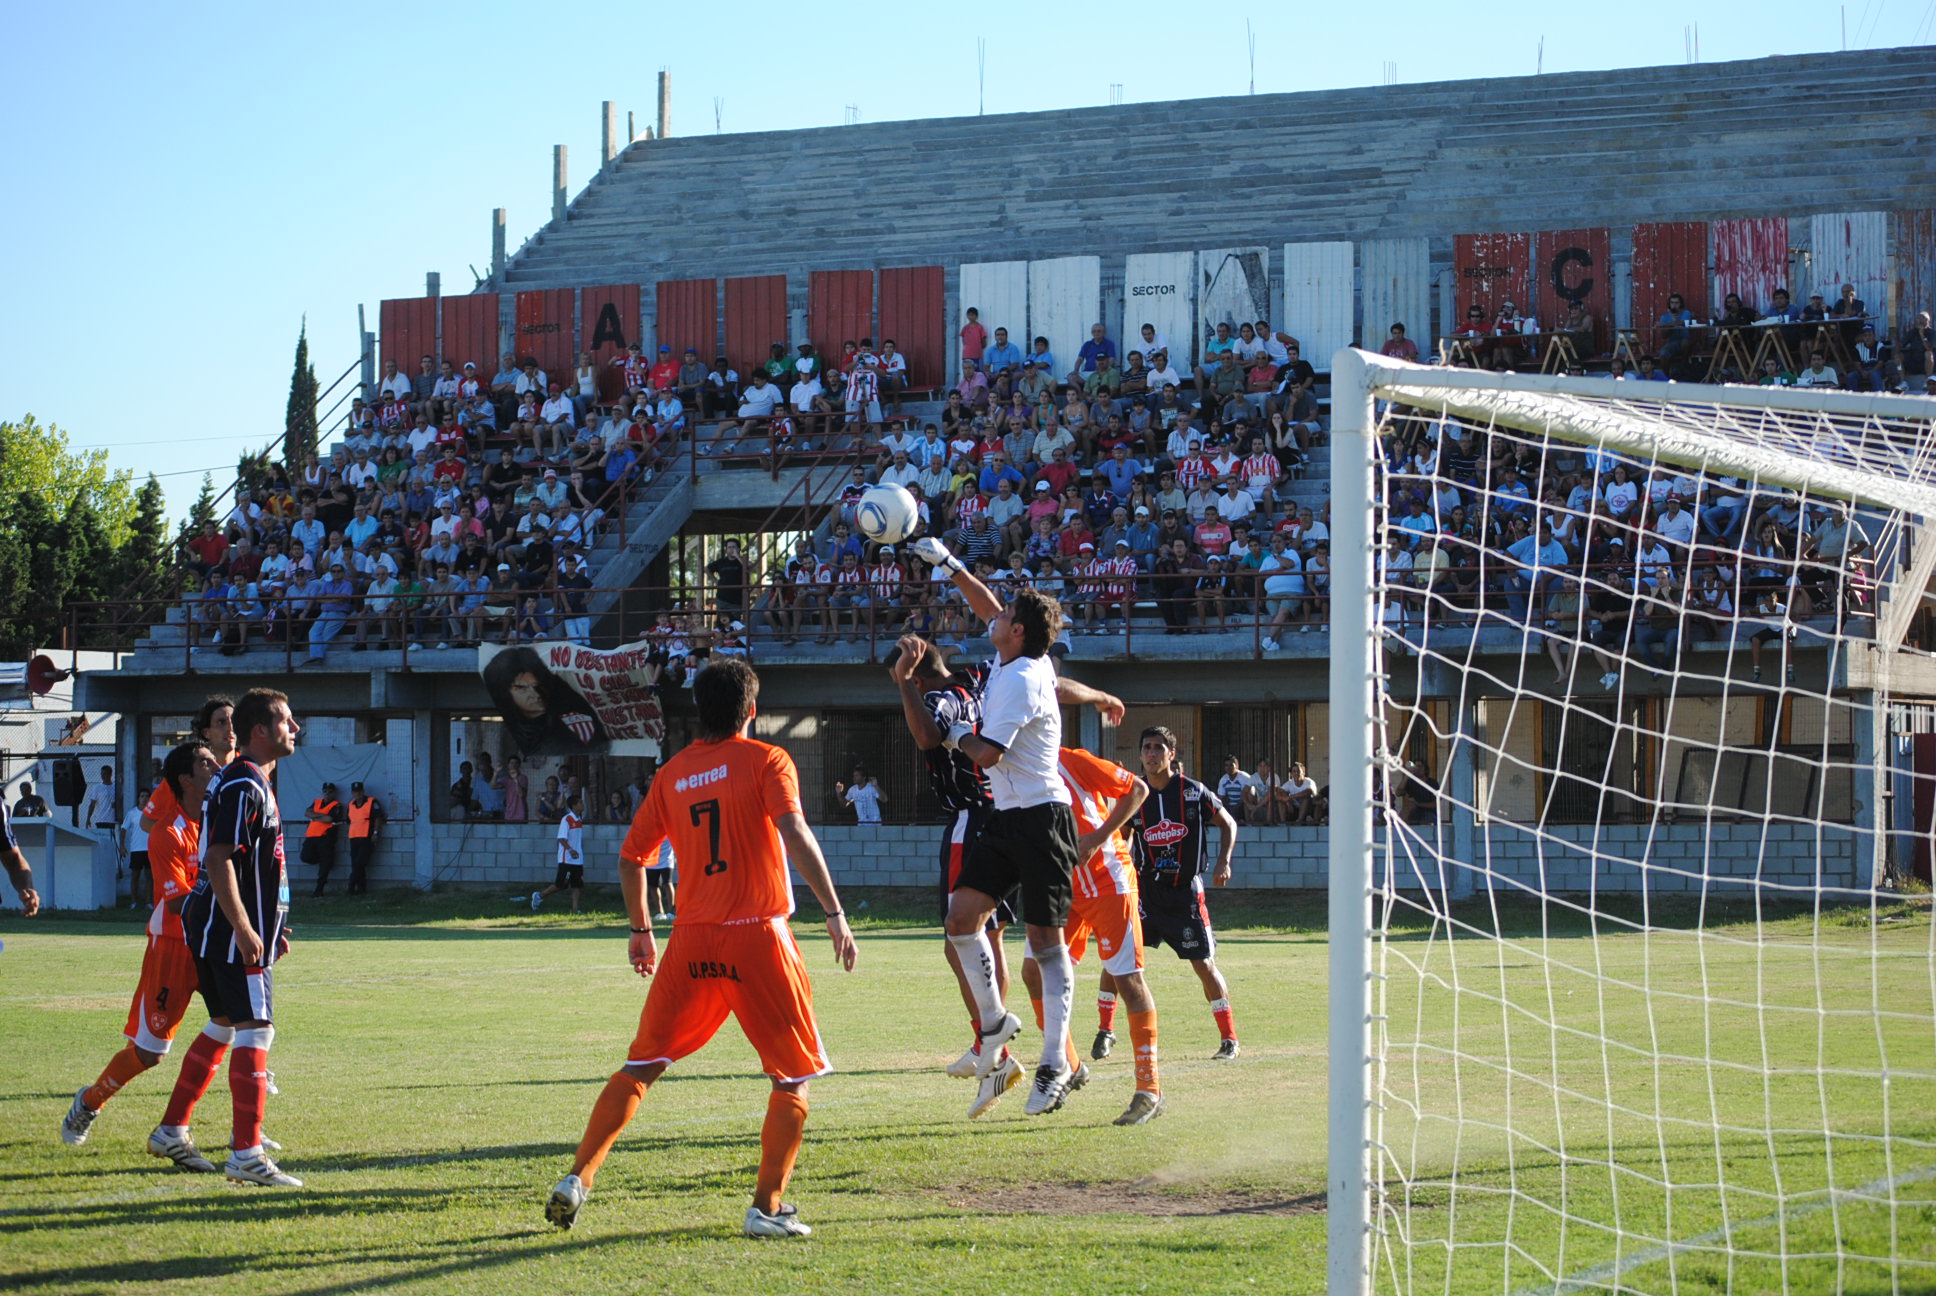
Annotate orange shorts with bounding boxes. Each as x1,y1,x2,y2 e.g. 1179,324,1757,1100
628,917,830,1083
1063,888,1144,977
124,934,200,1053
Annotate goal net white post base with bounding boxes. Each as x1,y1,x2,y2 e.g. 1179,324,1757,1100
1326,350,1936,1296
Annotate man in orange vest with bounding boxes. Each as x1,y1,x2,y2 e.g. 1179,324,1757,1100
301,782,343,897
345,781,385,895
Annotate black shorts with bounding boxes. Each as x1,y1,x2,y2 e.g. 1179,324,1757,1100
1140,882,1217,960
645,865,673,880
954,800,1079,929
936,805,1017,927
554,862,585,889
129,850,150,874
192,952,275,1025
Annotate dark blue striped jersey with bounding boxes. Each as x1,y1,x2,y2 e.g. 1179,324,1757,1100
922,661,993,812
1133,773,1217,890
183,758,289,965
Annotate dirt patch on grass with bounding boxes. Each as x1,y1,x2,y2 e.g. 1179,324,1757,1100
939,1179,1326,1218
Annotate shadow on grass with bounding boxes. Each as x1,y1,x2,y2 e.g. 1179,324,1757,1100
2,1219,732,1293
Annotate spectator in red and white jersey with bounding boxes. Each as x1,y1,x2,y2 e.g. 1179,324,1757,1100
1241,435,1282,499
844,354,883,433
1195,506,1233,556
379,393,411,429
458,362,483,403
879,339,909,416
613,342,650,394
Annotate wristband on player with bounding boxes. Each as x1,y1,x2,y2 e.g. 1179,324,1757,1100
825,910,842,921
630,926,652,935
946,721,976,749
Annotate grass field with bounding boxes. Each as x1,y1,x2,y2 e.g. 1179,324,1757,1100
1,890,1929,1296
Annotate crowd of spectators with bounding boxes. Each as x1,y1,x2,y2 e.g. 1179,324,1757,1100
1369,402,1876,688
665,316,1338,648
176,350,673,662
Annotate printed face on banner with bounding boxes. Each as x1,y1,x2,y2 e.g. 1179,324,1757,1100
479,641,664,758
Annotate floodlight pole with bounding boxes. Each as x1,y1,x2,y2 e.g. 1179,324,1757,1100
1327,347,1377,1296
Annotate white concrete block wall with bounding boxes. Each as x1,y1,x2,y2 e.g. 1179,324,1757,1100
335,819,1863,896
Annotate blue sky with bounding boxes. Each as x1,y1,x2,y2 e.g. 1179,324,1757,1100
5,1,1928,520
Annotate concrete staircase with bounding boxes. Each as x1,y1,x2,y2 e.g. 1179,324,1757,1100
495,47,1936,290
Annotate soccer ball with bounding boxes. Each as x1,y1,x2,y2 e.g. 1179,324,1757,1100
854,484,919,544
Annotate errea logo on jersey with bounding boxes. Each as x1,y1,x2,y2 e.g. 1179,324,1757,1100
1144,819,1189,848
675,764,729,794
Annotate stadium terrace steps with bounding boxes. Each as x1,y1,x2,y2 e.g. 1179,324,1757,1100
493,47,1933,291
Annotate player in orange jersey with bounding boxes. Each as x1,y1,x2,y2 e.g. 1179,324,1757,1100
546,657,858,1239
60,742,223,1162
1047,747,1169,1125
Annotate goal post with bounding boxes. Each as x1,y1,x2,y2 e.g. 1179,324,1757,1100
1326,349,1936,1296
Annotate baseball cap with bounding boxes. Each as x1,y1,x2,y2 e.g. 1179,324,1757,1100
544,468,558,478
1078,541,1095,551
351,781,365,792
1135,506,1150,516
497,562,510,571
1113,538,1130,548
880,545,895,554
658,344,672,352
1034,480,1052,491
322,781,338,790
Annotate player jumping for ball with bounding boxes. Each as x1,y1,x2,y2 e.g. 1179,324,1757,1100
886,635,1123,1107
909,534,1085,1118
546,658,858,1239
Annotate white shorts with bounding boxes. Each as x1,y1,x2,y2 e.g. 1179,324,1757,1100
844,398,882,423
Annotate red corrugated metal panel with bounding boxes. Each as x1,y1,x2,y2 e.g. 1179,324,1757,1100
440,294,500,376
1533,228,1610,355
1452,233,1531,322
1711,218,1790,316
810,270,876,361
580,283,641,402
879,266,944,388
655,279,718,362
514,288,575,376
1631,222,1710,336
724,275,788,375
379,297,437,372
1890,210,1936,341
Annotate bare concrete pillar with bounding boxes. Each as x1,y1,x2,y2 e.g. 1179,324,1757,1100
552,145,568,223
601,101,617,165
627,110,636,143
657,70,671,139
492,209,507,278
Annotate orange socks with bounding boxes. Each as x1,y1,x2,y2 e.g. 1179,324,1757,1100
572,1070,648,1186
83,1044,154,1110
754,1090,809,1214
1128,1009,1160,1095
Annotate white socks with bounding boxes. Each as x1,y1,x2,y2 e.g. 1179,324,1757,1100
1033,940,1075,1072
946,931,1006,1030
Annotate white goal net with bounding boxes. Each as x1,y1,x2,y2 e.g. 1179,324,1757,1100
1325,354,1936,1296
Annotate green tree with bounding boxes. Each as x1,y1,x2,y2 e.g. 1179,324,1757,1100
0,417,138,547
285,321,320,462
185,473,218,535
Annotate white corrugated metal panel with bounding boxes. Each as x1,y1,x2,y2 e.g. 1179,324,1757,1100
1282,241,1355,371
1027,256,1102,383
1437,267,1459,340
1807,211,1889,320
1197,246,1271,371
1120,252,1194,368
1361,238,1432,355
958,261,1029,367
